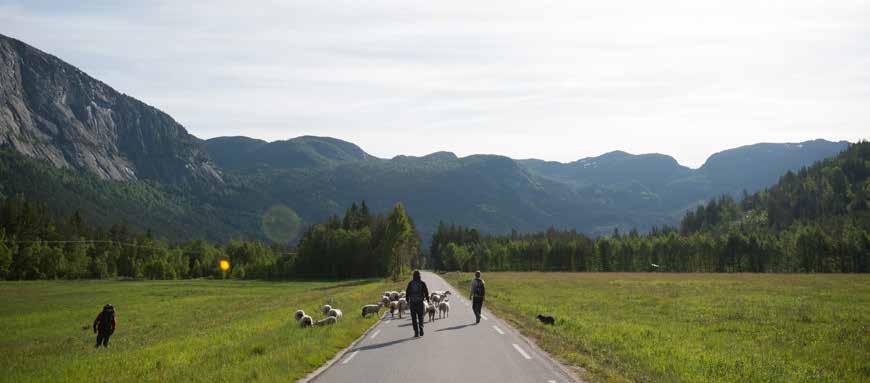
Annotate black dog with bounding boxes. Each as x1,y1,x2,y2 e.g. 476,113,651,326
536,314,555,325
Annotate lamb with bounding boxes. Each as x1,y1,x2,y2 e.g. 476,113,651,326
361,303,382,317
320,304,332,315
315,316,337,326
398,298,408,318
327,308,343,319
299,315,313,328
390,291,400,301
389,301,398,317
426,303,436,322
431,294,442,305
438,301,450,318
536,314,555,325
381,295,391,307
294,309,306,322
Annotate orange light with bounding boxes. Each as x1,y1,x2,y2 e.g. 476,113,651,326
219,259,230,272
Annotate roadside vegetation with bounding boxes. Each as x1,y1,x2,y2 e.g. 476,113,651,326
0,279,399,382
445,272,870,383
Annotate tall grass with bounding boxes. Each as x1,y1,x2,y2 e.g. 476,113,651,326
444,272,870,383
0,279,398,382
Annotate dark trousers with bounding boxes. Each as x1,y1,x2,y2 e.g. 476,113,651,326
95,331,112,348
472,297,484,322
410,301,425,336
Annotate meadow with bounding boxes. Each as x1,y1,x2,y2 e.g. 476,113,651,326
0,279,398,382
444,272,870,383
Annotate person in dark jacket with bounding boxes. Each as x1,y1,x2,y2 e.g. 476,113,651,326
470,271,485,324
405,270,430,337
93,304,116,348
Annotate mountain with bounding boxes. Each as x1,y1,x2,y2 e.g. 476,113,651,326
0,33,221,186
699,139,849,196
203,135,375,170
0,34,853,242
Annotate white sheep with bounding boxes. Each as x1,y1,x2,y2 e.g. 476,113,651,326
426,303,437,321
299,315,313,327
389,301,398,317
328,308,343,319
315,316,337,326
361,303,382,317
390,291,399,301
438,301,450,318
398,298,408,318
381,295,391,306
294,309,306,322
320,304,332,315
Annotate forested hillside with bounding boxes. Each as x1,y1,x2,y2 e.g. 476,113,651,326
430,142,869,273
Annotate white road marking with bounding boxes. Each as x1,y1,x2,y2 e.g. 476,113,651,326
548,380,557,383
481,314,488,320
341,351,359,364
512,343,532,360
493,325,505,335
370,329,381,339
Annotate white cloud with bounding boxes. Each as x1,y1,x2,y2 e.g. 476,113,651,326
1,0,867,167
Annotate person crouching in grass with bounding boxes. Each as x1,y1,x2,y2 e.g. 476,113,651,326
93,304,116,348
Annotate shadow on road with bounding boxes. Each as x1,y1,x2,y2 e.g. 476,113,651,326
434,323,475,332
352,337,417,352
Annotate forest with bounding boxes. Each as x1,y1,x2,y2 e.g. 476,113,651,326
0,196,420,280
428,142,869,273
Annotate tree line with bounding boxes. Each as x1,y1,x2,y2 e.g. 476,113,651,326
428,142,870,273
0,195,420,280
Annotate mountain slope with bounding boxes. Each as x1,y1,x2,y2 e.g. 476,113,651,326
0,33,221,186
699,139,849,196
204,135,375,170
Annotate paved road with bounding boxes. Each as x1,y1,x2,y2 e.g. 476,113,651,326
312,271,576,383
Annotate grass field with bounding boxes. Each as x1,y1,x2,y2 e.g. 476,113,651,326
444,272,870,383
0,279,399,382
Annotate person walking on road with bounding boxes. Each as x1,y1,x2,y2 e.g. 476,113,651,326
406,270,430,338
93,304,116,348
470,271,486,324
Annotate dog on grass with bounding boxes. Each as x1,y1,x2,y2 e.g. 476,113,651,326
536,314,555,325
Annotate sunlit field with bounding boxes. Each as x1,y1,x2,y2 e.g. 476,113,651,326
0,279,398,382
444,272,870,383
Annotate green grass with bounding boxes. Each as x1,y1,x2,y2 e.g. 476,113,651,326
443,272,870,383
0,279,399,382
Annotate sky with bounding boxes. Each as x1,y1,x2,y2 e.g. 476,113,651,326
1,0,868,167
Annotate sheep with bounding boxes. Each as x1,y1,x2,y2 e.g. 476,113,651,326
426,303,436,322
320,304,332,315
389,301,398,317
399,290,406,299
361,303,382,317
438,301,450,319
299,315,313,328
398,298,408,318
381,295,391,307
431,294,442,305
390,291,400,301
294,309,306,322
315,316,337,326
328,308,343,319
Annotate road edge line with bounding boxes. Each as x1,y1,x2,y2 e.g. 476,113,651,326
297,311,387,383
437,271,585,383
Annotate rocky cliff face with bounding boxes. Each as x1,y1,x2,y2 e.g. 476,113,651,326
0,33,221,185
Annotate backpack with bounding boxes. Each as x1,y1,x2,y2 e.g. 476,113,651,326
472,279,485,297
99,309,114,332
407,280,424,303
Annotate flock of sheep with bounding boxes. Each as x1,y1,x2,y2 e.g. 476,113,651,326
362,290,452,321
294,289,453,329
294,305,343,328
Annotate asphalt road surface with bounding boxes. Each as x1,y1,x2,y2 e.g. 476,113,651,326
311,271,576,383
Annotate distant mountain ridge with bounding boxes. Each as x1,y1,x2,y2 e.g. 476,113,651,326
0,33,853,241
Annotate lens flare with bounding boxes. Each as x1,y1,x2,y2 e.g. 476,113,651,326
219,259,230,272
